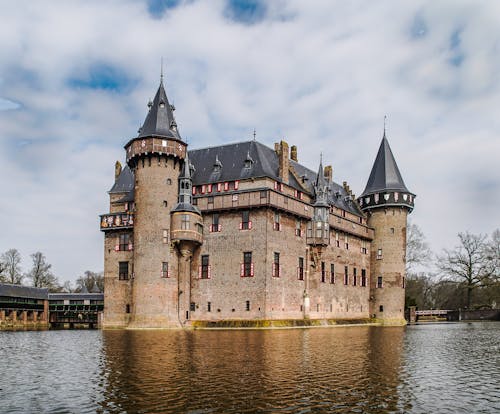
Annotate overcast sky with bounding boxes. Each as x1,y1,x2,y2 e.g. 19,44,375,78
0,0,499,284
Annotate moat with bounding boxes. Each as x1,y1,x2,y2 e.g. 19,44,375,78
1,322,499,413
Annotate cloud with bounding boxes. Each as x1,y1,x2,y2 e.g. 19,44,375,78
0,0,499,282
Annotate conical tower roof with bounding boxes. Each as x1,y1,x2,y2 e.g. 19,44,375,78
361,133,409,197
138,79,182,141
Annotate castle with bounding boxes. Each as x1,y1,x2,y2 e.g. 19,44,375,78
100,78,415,328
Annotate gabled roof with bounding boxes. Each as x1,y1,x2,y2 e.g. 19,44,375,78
109,165,134,193
138,80,182,140
361,134,410,196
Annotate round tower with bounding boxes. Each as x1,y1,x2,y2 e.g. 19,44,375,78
125,78,187,327
357,130,415,325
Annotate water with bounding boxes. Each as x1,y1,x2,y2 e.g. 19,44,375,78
0,323,499,413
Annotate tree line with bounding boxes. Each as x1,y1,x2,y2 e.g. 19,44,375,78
0,249,103,293
406,224,499,310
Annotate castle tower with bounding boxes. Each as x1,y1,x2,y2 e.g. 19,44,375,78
170,150,203,323
125,77,187,328
358,130,415,325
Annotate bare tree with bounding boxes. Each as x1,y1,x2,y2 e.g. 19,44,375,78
484,229,500,280
25,252,60,291
76,270,104,293
437,232,490,309
1,249,23,284
406,222,432,273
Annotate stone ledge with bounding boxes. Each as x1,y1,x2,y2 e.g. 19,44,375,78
190,318,377,329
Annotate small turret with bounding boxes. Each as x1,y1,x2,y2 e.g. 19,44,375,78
307,156,330,246
170,151,203,245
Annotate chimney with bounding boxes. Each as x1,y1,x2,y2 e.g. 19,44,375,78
324,165,332,182
275,140,290,184
115,161,122,181
290,145,298,162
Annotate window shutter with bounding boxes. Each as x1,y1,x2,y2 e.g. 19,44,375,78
248,221,252,230
114,245,119,252
240,263,244,277
274,181,278,190
208,184,212,193
198,265,202,279
192,186,196,195
208,265,212,279
218,224,222,232
217,183,222,192
272,264,275,277
201,185,206,194
294,190,297,198
128,243,133,251
250,263,254,277
224,182,229,191
234,180,239,190
239,222,243,230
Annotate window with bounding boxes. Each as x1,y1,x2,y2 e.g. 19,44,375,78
294,190,303,200
190,302,196,312
361,240,367,254
246,300,250,311
353,268,357,286
207,184,212,193
345,234,349,250
217,183,222,192
377,248,382,259
273,252,280,277
379,305,384,312
274,181,283,191
402,277,405,288
200,255,211,279
161,262,169,278
361,269,366,287
241,252,254,277
224,182,229,191
240,210,252,230
196,223,203,234
273,212,281,231
321,262,326,283
181,214,190,230
335,232,340,248
162,229,169,244
298,257,304,280
118,234,131,251
260,190,267,199
208,196,214,204
330,264,335,284
207,302,211,312
377,276,383,288
344,266,348,285
126,304,130,314
211,214,221,232
295,219,302,237
390,227,395,234
119,262,129,280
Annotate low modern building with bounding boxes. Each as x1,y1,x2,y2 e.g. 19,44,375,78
101,78,415,329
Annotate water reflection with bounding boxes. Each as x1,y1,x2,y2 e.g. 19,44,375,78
99,327,405,413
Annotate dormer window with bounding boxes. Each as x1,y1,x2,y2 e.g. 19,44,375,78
213,155,223,173
244,151,254,169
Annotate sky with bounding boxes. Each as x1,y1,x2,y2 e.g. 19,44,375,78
0,0,499,284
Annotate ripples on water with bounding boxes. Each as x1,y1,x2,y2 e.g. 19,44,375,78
0,323,498,413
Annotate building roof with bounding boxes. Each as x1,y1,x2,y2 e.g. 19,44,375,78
109,165,134,193
110,140,363,216
360,133,410,197
137,80,182,141
0,283,48,300
48,293,104,301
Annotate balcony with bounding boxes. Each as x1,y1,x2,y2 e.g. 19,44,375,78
100,213,134,231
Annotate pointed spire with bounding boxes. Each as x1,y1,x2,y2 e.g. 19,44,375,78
361,131,409,197
315,153,327,189
313,154,329,207
138,77,182,141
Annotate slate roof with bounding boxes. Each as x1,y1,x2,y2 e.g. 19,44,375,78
108,140,363,216
109,165,134,193
0,283,48,300
137,80,182,141
360,134,410,197
48,293,104,301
